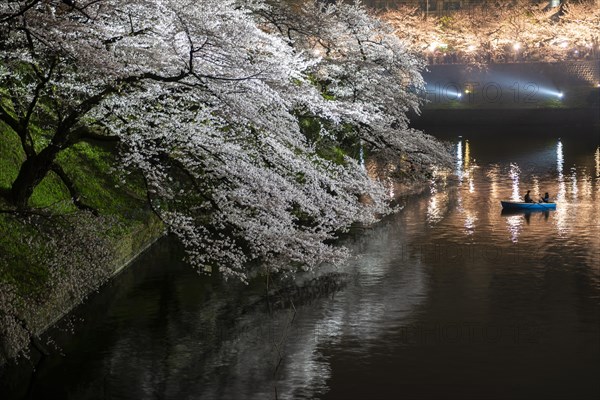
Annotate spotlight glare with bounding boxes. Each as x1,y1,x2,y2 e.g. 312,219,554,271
557,92,563,99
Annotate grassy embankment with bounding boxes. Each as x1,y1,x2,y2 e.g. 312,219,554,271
0,117,164,358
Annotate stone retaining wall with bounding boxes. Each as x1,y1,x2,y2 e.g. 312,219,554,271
414,61,600,127
422,61,600,108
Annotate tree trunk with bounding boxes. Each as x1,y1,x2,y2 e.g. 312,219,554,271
10,146,60,209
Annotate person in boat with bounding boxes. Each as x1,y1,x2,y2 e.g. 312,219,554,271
540,192,550,203
523,190,533,203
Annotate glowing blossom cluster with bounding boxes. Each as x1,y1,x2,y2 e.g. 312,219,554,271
384,1,600,65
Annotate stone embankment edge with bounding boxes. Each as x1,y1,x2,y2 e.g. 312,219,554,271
34,217,166,351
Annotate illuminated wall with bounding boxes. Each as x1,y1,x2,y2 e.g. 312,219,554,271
360,0,597,11
421,60,600,106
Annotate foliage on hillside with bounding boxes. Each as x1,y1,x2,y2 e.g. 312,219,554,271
0,118,163,362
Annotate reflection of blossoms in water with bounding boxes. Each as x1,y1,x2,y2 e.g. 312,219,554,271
464,140,470,170
464,212,477,235
506,215,522,243
557,140,564,175
427,184,450,226
571,167,578,197
486,164,500,209
427,167,452,227
427,194,441,226
154,220,429,400
452,139,479,235
581,172,592,198
456,140,463,183
509,163,521,201
463,141,476,194
555,140,568,236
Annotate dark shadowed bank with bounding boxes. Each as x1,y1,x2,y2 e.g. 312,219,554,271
0,124,166,364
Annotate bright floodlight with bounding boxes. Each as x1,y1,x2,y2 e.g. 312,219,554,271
537,86,565,99
513,43,521,51
457,93,462,99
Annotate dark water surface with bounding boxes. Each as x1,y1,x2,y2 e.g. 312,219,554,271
1,126,599,400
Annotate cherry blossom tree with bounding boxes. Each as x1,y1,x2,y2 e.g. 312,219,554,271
1,0,449,284
0,0,454,362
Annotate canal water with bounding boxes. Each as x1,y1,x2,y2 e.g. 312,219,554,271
1,125,599,399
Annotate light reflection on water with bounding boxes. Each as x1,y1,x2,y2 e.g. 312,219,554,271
509,162,521,201
447,136,599,250
532,175,539,199
456,139,463,183
557,140,564,175
1,128,599,400
556,140,568,236
594,146,600,178
505,215,523,243
444,137,600,247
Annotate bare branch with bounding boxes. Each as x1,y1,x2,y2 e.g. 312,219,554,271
0,0,40,23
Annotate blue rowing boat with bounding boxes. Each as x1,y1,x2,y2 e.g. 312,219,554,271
501,201,556,210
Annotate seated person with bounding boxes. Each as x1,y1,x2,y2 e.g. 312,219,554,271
540,192,550,203
524,190,533,203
